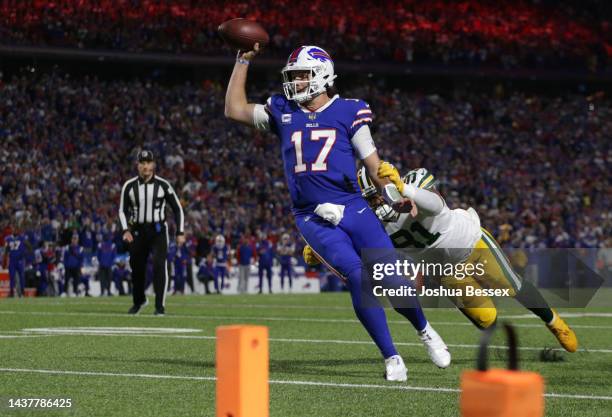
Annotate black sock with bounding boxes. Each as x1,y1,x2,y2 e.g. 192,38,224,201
514,280,554,323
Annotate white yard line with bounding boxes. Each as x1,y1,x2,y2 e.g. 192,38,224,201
0,335,51,339
0,367,610,401
6,330,612,354
3,300,353,310
12,301,612,318
14,299,612,320
21,327,201,334
0,309,611,330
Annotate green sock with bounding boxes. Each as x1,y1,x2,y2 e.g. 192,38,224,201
528,307,555,324
515,280,554,323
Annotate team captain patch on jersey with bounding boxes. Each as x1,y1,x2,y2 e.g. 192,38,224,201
256,93,375,213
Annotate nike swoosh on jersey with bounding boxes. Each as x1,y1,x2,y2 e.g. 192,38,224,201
357,208,366,214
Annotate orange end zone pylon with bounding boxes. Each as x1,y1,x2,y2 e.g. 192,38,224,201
216,325,269,417
461,323,544,417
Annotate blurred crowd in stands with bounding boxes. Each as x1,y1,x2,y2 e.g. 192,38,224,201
0,0,609,71
0,68,610,295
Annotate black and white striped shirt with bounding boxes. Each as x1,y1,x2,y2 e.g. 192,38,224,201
119,175,185,234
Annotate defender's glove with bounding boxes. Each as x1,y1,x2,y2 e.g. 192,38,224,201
303,245,321,266
377,161,404,194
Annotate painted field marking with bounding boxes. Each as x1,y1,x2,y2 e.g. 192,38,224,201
22,327,201,335
0,367,610,401
8,329,612,354
0,309,611,330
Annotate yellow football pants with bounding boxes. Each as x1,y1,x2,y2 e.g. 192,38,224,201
439,228,523,329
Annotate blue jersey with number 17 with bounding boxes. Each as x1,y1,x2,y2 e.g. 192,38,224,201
265,94,374,214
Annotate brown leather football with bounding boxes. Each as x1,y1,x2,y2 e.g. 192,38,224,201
218,18,269,51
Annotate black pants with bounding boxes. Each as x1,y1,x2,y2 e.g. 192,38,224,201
65,267,81,295
129,224,168,310
98,266,112,295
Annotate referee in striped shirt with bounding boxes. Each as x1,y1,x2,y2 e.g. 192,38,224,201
119,150,185,316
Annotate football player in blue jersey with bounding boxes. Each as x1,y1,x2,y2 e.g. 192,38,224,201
225,44,450,380
4,227,28,297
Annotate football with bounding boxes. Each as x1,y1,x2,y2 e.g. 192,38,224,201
218,18,269,51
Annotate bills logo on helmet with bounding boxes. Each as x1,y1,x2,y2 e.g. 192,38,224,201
307,47,332,62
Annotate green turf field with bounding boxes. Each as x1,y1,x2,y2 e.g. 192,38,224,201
0,294,610,416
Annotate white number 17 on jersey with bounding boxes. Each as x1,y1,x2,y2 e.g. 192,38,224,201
291,129,337,173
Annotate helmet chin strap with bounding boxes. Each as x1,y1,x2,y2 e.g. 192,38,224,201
293,92,313,103
295,89,325,104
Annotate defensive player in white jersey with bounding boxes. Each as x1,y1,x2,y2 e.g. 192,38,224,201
305,162,578,352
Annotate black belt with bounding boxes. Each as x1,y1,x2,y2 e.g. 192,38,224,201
133,222,166,233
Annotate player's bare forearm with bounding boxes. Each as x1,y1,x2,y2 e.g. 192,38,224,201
224,43,261,125
362,152,391,190
224,64,256,124
365,154,414,213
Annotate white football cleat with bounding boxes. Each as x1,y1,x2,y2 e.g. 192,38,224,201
384,355,407,382
418,323,451,368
